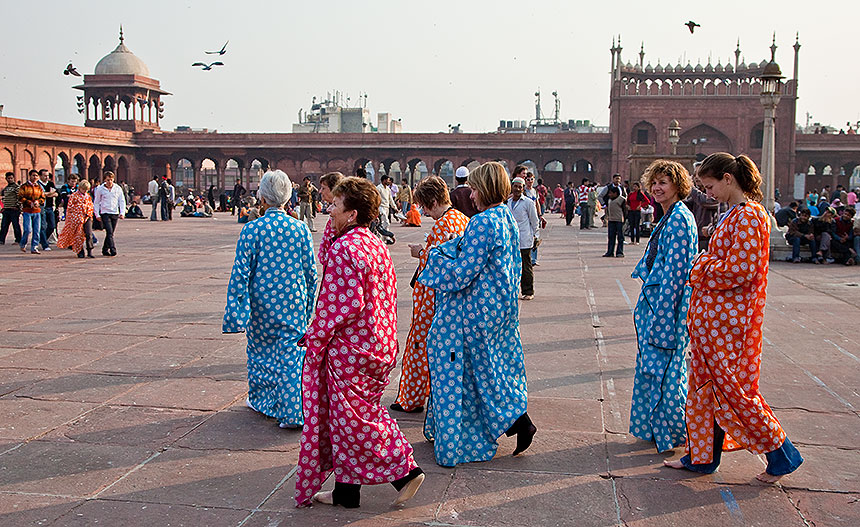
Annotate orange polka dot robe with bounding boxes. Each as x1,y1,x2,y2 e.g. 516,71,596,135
685,201,785,464
56,191,93,254
393,208,469,411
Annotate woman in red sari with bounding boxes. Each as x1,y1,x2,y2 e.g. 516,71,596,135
57,179,94,258
665,153,803,483
296,176,423,508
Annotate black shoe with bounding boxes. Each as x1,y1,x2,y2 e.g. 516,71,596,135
77,250,85,258
505,412,537,456
110,248,117,256
389,402,424,413
602,253,612,257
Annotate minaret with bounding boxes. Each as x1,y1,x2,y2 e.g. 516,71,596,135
610,36,617,79
616,35,623,80
734,39,741,69
639,42,645,68
792,32,801,82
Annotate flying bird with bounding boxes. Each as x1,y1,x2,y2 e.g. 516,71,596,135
685,21,700,34
205,41,229,55
63,62,81,76
192,62,224,71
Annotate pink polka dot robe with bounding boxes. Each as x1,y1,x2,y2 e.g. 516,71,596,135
295,225,417,507
686,201,786,464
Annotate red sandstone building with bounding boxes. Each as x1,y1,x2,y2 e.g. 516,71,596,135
1,32,858,201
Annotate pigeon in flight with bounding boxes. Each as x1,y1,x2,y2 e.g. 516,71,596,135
192,62,224,71
205,41,229,55
63,63,81,76
685,21,700,34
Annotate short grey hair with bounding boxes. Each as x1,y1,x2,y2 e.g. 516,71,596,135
258,170,293,206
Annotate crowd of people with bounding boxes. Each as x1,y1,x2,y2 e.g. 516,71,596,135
216,152,810,511
1,169,131,257
776,184,860,264
1,152,813,508
223,165,536,508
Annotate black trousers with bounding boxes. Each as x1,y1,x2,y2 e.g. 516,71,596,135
0,208,22,243
607,220,624,256
564,203,575,225
82,218,95,251
628,210,642,243
579,204,591,229
520,247,534,296
100,213,119,254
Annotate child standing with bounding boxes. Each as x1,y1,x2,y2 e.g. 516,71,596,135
603,187,628,258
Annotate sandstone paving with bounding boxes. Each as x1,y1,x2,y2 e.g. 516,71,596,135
0,213,857,526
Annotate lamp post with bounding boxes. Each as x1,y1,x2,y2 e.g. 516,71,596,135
668,119,680,155
759,38,784,213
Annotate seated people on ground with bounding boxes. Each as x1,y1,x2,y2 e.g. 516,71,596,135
404,203,422,226
126,201,145,218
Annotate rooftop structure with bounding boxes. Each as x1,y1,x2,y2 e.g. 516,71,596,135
74,27,170,133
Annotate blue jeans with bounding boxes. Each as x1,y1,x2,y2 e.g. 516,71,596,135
788,235,817,260
39,207,55,248
680,421,803,476
21,212,41,251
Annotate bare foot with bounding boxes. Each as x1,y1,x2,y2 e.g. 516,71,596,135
663,459,685,469
393,473,425,506
755,472,784,484
313,490,334,505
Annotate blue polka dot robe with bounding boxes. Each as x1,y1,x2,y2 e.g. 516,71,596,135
418,204,529,467
223,208,318,426
629,201,697,452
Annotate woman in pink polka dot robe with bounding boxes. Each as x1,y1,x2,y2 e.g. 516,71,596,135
295,177,423,508
666,153,802,483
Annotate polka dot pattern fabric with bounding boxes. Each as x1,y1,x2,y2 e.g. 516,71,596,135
629,202,698,452
57,192,94,254
295,226,417,507
686,201,785,464
418,204,528,467
394,208,470,411
222,208,318,427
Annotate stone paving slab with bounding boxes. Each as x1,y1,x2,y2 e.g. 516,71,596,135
100,447,296,510
0,212,857,526
57,500,250,527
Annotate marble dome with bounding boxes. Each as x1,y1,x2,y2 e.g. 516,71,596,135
94,31,150,76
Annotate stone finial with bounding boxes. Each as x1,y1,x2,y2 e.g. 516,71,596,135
119,25,124,43
770,32,777,61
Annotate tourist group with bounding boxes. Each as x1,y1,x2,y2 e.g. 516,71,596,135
221,153,801,509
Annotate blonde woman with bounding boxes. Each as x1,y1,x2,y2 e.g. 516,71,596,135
57,179,94,258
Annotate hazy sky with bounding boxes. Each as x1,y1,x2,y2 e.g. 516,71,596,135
1,1,857,133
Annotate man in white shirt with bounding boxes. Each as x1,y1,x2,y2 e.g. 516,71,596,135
94,171,126,256
375,175,395,243
148,175,160,221
506,176,538,300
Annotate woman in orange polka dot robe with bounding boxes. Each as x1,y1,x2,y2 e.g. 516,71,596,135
391,176,469,413
667,153,802,483
57,179,94,257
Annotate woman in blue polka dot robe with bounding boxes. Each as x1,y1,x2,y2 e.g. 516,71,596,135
223,170,318,429
629,161,698,452
419,162,536,467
